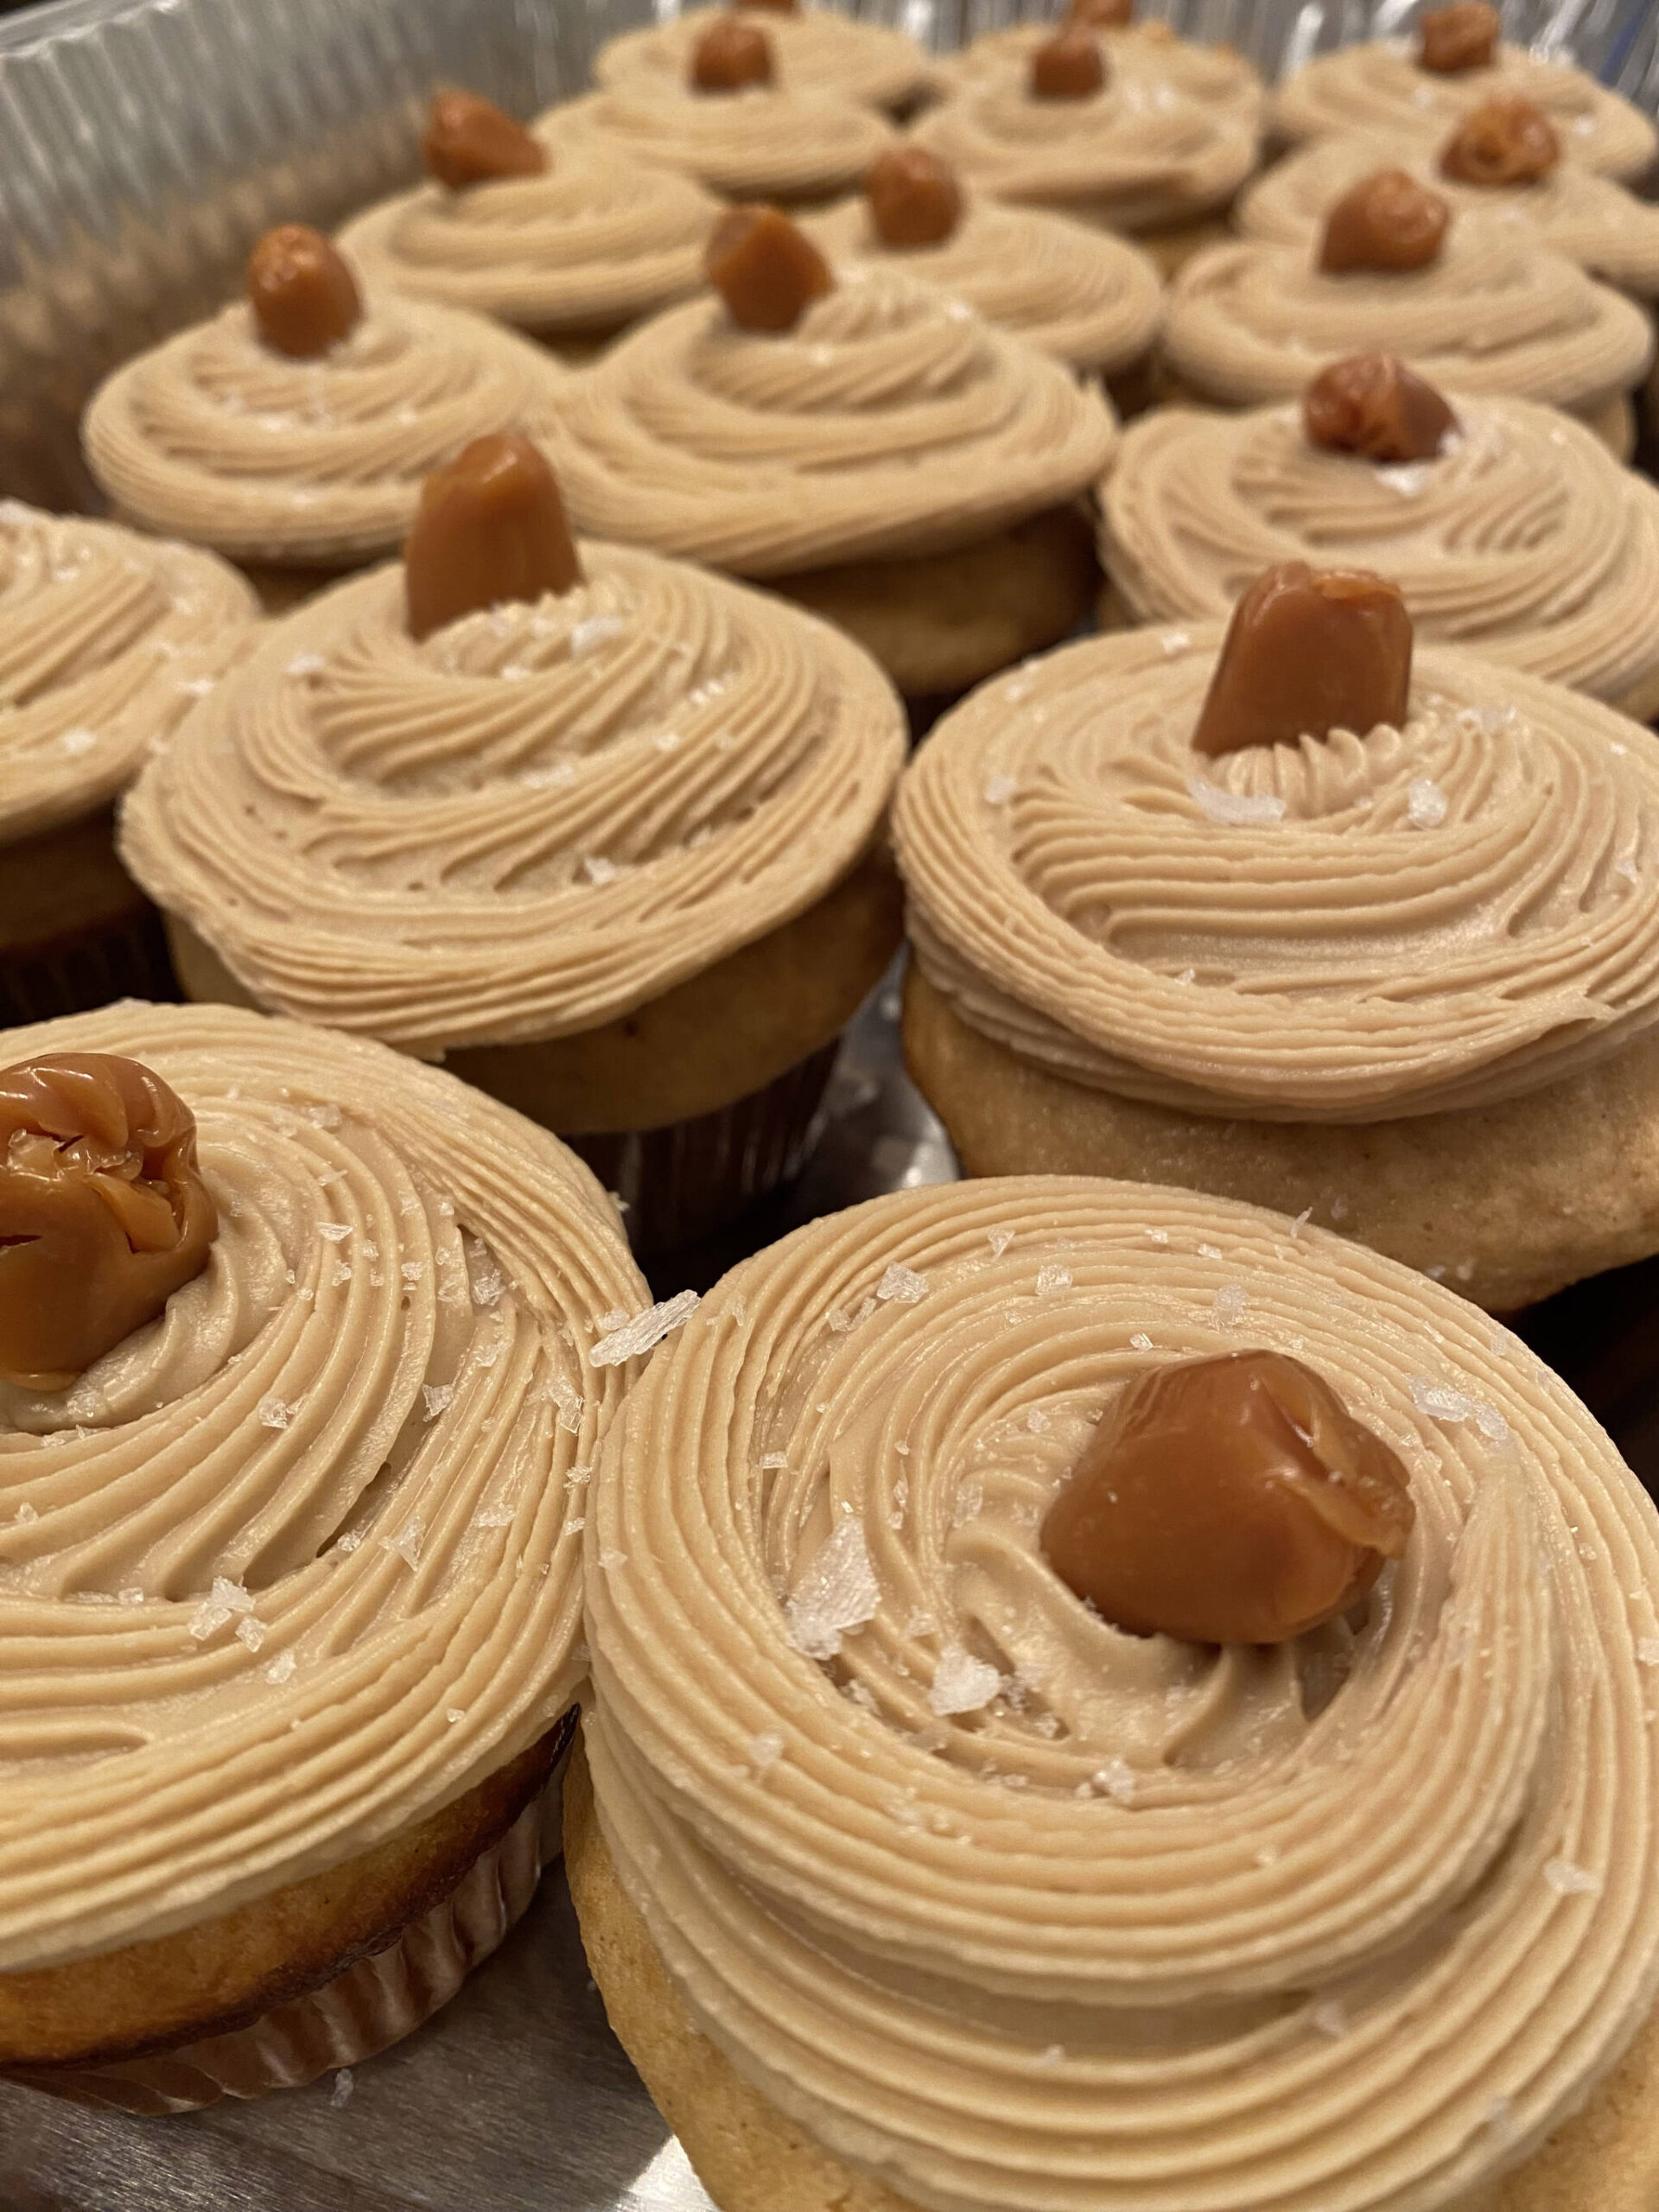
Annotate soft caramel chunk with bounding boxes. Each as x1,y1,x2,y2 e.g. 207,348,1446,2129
1068,0,1135,27
246,226,361,360
1440,95,1560,185
1042,1351,1414,1645
404,435,582,642
1304,353,1459,464
1417,0,1500,73
690,16,774,91
0,1055,218,1390
1192,562,1413,758
423,88,549,190
866,147,963,248
706,205,834,331
1319,168,1449,273
1030,27,1106,99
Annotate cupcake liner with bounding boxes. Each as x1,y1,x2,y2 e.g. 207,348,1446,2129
0,905,178,1028
566,1039,840,1257
3,1711,577,2116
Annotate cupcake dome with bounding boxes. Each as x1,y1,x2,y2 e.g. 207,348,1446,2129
546,84,895,205
593,3,932,115
0,502,257,846
580,1172,1659,2211
1100,393,1659,715
934,18,1264,122
0,1001,645,1978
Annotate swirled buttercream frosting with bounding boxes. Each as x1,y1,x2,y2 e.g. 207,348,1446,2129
81,289,565,568
542,270,1117,575
1163,232,1653,411
893,626,1659,1121
912,45,1261,232
1272,39,1658,183
935,21,1263,121
582,1173,1659,2212
1238,131,1659,296
1100,395,1659,711
336,138,718,340
0,999,646,1973
0,503,257,847
594,4,931,113
546,85,894,203
119,545,905,1054
809,194,1163,373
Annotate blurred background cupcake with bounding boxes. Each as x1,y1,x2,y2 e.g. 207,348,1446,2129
592,0,932,116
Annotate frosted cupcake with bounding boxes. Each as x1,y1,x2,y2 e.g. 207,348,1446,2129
809,147,1163,392
338,91,719,357
0,1002,647,2112
82,225,564,610
1165,168,1654,455
0,502,257,1027
1101,356,1659,718
543,207,1117,699
571,1172,1659,2212
895,563,1659,1314
593,0,932,117
120,436,906,1255
1273,0,1657,183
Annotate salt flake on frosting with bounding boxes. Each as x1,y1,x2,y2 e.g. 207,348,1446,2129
1409,1376,1476,1423
928,1643,1003,1716
1544,1858,1600,1896
1213,1285,1249,1328
1187,778,1287,826
592,1289,699,1366
1407,778,1449,830
876,1262,929,1306
785,1520,880,1661
1035,1265,1071,1296
983,772,1017,806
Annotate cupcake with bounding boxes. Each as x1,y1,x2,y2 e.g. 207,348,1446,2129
1100,356,1659,717
809,148,1163,397
337,91,719,359
546,17,896,209
543,207,1117,702
912,21,1262,275
593,0,932,118
894,563,1659,1315
935,0,1264,129
118,436,907,1258
1273,0,1658,184
570,1172,1659,2212
81,225,565,611
0,1001,648,2112
0,501,258,1027
1164,169,1654,455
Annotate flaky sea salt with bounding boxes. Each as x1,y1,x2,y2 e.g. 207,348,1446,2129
286,651,326,678
747,1730,785,1773
318,1221,353,1243
1091,1758,1137,1804
983,772,1017,806
987,1226,1014,1257
1409,1376,1476,1423
1035,1265,1071,1296
929,1644,1003,1716
785,1520,881,1661
467,1247,507,1309
1027,1406,1050,1433
569,615,624,658
13,1502,39,1526
591,1289,699,1366
952,1481,983,1528
389,1516,423,1568
1129,1332,1154,1351
330,2069,354,2109
876,1262,929,1306
599,1548,629,1571
1033,2044,1065,2069
474,1504,515,1529
760,1452,790,1470
422,1382,454,1421
190,1577,255,1641
235,1615,267,1654
59,727,97,756
265,1650,298,1686
582,855,619,887
547,1375,584,1433
1213,1285,1248,1328
1544,1858,1600,1896
1188,778,1287,827
1407,778,1449,830
1312,2000,1348,2038
1638,1637,1659,1667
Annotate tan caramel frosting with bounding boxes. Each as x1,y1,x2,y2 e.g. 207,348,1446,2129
337,135,718,340
0,1000,646,1973
582,1174,1659,2212
1272,38,1657,183
81,285,565,568
893,626,1659,1122
594,3,931,113
934,19,1263,124
1100,393,1659,711
541,270,1117,577
0,502,257,848
118,544,904,1054
1238,131,1659,298
913,41,1260,231
545,85,894,204
1163,231,1653,414
808,193,1163,375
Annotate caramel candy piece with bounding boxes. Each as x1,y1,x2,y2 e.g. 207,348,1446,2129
1192,562,1413,758
706,206,834,332
1068,0,1135,26
1417,0,1499,73
1042,1351,1414,1645
423,88,549,190
690,16,774,91
246,226,361,360
1319,168,1450,274
866,148,963,249
1440,95,1560,186
404,435,582,642
1030,28,1106,99
0,1055,218,1391
1304,353,1459,464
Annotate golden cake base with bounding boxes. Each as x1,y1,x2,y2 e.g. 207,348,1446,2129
903,963,1659,1315
565,1738,1659,2212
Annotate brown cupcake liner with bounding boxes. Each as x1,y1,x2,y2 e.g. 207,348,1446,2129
566,1038,840,1257
4,1710,577,2116
0,905,178,1028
